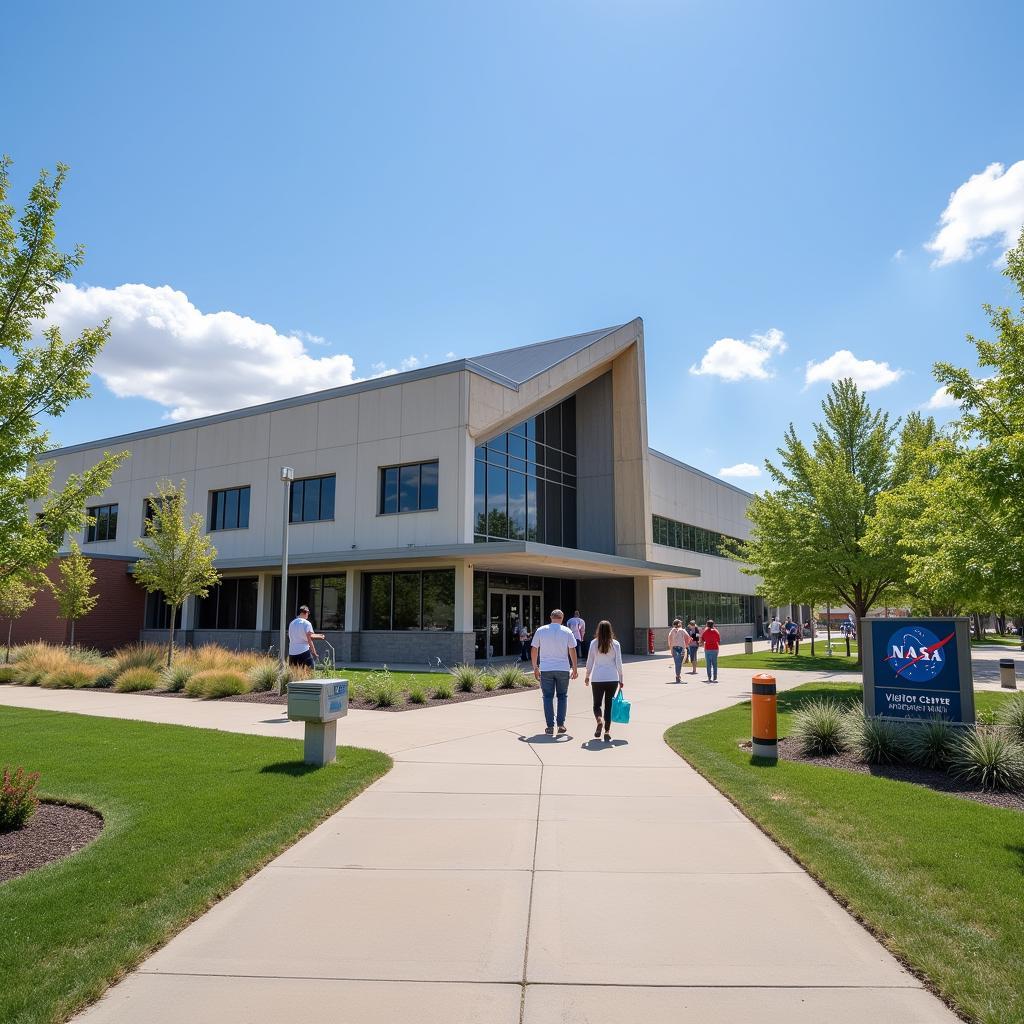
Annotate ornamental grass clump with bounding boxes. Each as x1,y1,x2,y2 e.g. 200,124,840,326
0,766,40,831
452,664,481,692
13,645,73,686
480,672,498,692
365,669,401,707
0,665,17,683
905,716,957,770
843,710,907,765
185,669,251,699
948,728,1024,791
995,693,1024,746
248,661,280,693
114,666,162,692
495,664,528,689
431,676,454,700
789,698,848,757
41,664,104,690
111,643,165,677
407,679,428,704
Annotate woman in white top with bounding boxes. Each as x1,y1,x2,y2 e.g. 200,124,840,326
585,619,624,742
667,618,687,683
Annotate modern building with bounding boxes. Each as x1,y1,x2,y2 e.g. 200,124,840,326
22,319,766,659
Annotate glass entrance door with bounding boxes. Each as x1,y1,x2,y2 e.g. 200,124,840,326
487,590,544,658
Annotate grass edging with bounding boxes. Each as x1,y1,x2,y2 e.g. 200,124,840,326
0,707,392,1024
663,685,1020,1024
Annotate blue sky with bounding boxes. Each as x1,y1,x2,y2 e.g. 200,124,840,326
3,0,1023,483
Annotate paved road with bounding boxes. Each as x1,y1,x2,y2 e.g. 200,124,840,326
2,654,960,1024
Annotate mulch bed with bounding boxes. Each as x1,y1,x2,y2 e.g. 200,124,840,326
0,801,104,884
758,737,1024,812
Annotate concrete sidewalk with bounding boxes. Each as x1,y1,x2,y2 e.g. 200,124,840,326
1,656,956,1024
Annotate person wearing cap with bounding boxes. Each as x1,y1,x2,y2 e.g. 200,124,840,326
288,605,324,668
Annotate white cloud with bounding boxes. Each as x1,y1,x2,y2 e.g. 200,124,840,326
923,385,959,410
719,462,761,478
45,283,404,421
689,328,786,381
804,350,904,391
400,355,422,371
926,160,1024,266
892,248,905,262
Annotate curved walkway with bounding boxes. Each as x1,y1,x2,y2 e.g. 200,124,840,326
1,655,957,1024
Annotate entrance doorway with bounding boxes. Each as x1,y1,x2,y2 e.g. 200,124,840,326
487,590,543,659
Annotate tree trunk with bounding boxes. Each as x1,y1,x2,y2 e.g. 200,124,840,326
5,619,11,664
167,608,177,667
851,600,868,665
809,607,816,656
69,619,75,647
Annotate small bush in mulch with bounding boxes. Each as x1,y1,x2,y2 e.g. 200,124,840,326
114,666,163,692
452,663,482,692
904,717,957,770
790,698,849,756
996,692,1024,745
431,676,455,700
842,710,907,765
1,766,40,831
184,669,251,699
248,662,280,693
494,664,529,689
949,728,1024,792
363,670,401,708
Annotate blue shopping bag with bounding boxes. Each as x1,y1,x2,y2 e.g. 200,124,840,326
611,689,631,724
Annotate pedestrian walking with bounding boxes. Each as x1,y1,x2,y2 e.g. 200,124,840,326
667,618,687,683
519,623,532,661
701,619,721,682
585,619,623,743
794,619,804,655
769,616,782,653
784,618,796,654
566,609,587,658
686,620,701,674
531,609,578,736
287,605,324,668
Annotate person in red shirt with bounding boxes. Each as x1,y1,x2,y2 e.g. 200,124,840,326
700,618,721,683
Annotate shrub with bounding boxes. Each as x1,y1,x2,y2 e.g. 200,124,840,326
996,693,1024,745
407,679,428,704
790,698,848,756
13,646,73,686
0,766,40,831
452,664,481,692
905,716,957,770
161,660,195,693
248,661,280,693
41,664,103,689
480,672,498,692
0,665,19,683
114,667,162,692
949,728,1024,791
112,643,165,676
431,676,454,700
843,710,906,765
495,664,528,689
364,669,401,708
184,669,251,699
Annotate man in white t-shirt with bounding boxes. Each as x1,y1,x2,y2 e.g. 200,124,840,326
288,605,324,668
531,609,578,735
769,616,782,653
566,610,586,657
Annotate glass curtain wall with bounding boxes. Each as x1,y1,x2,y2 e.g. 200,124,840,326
473,396,577,547
667,588,762,625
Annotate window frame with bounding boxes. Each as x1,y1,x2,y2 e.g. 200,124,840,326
85,502,118,543
208,485,252,532
378,460,440,515
289,474,336,524
360,569,455,631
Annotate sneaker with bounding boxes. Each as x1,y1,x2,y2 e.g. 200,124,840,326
557,725,567,735
594,720,603,738
544,726,554,736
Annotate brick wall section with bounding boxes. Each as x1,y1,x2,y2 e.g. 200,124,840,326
8,556,145,652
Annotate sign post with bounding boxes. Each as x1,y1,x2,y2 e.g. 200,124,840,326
861,617,974,724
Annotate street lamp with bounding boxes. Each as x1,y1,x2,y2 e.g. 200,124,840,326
278,467,294,681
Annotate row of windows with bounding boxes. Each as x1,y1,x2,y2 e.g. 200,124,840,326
667,589,763,626
363,570,455,632
652,514,743,559
272,574,347,632
379,461,438,515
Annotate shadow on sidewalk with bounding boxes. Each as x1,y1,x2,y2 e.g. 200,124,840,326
519,733,573,744
581,738,629,750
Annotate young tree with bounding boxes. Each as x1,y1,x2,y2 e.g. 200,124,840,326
133,481,219,666
0,158,128,590
50,541,97,646
0,576,36,663
739,379,930,664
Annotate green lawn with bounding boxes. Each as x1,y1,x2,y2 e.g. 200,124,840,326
665,684,1020,1024
972,634,1023,648
716,648,860,673
337,667,449,687
0,708,390,1024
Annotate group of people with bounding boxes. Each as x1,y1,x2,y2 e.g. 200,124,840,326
514,609,586,662
767,616,814,654
666,619,722,683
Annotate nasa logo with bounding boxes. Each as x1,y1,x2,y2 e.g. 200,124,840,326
883,625,955,684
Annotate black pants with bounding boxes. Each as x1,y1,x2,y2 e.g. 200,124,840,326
592,681,618,729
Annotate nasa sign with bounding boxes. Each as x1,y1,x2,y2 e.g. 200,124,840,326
861,617,974,724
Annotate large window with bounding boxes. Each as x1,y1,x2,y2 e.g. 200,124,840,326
85,503,118,543
144,591,182,630
209,486,251,531
667,588,761,625
379,460,439,514
652,514,743,559
272,573,346,631
197,577,259,629
290,475,335,523
474,396,577,547
362,570,454,631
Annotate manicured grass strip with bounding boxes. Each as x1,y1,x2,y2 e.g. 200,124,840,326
971,635,1023,648
665,685,1019,1024
338,668,448,687
716,649,860,673
0,708,390,1024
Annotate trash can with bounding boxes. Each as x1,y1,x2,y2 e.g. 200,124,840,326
999,659,1017,690
744,636,754,655
288,678,349,765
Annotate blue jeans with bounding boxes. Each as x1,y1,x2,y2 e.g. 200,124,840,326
540,671,570,728
705,649,719,680
671,646,684,676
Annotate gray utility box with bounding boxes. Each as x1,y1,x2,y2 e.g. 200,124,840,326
288,678,349,766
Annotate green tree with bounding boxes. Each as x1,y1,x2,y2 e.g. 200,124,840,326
50,541,97,646
0,158,128,590
739,380,930,663
0,575,36,663
133,481,219,666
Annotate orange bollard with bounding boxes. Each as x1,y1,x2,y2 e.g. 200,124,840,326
751,673,777,760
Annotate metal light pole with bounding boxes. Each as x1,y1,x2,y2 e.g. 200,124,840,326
278,467,294,687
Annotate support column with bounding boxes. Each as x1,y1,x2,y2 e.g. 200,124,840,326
454,561,476,663
632,576,658,655
345,568,360,662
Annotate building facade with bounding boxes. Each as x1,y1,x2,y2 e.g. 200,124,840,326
25,319,766,658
